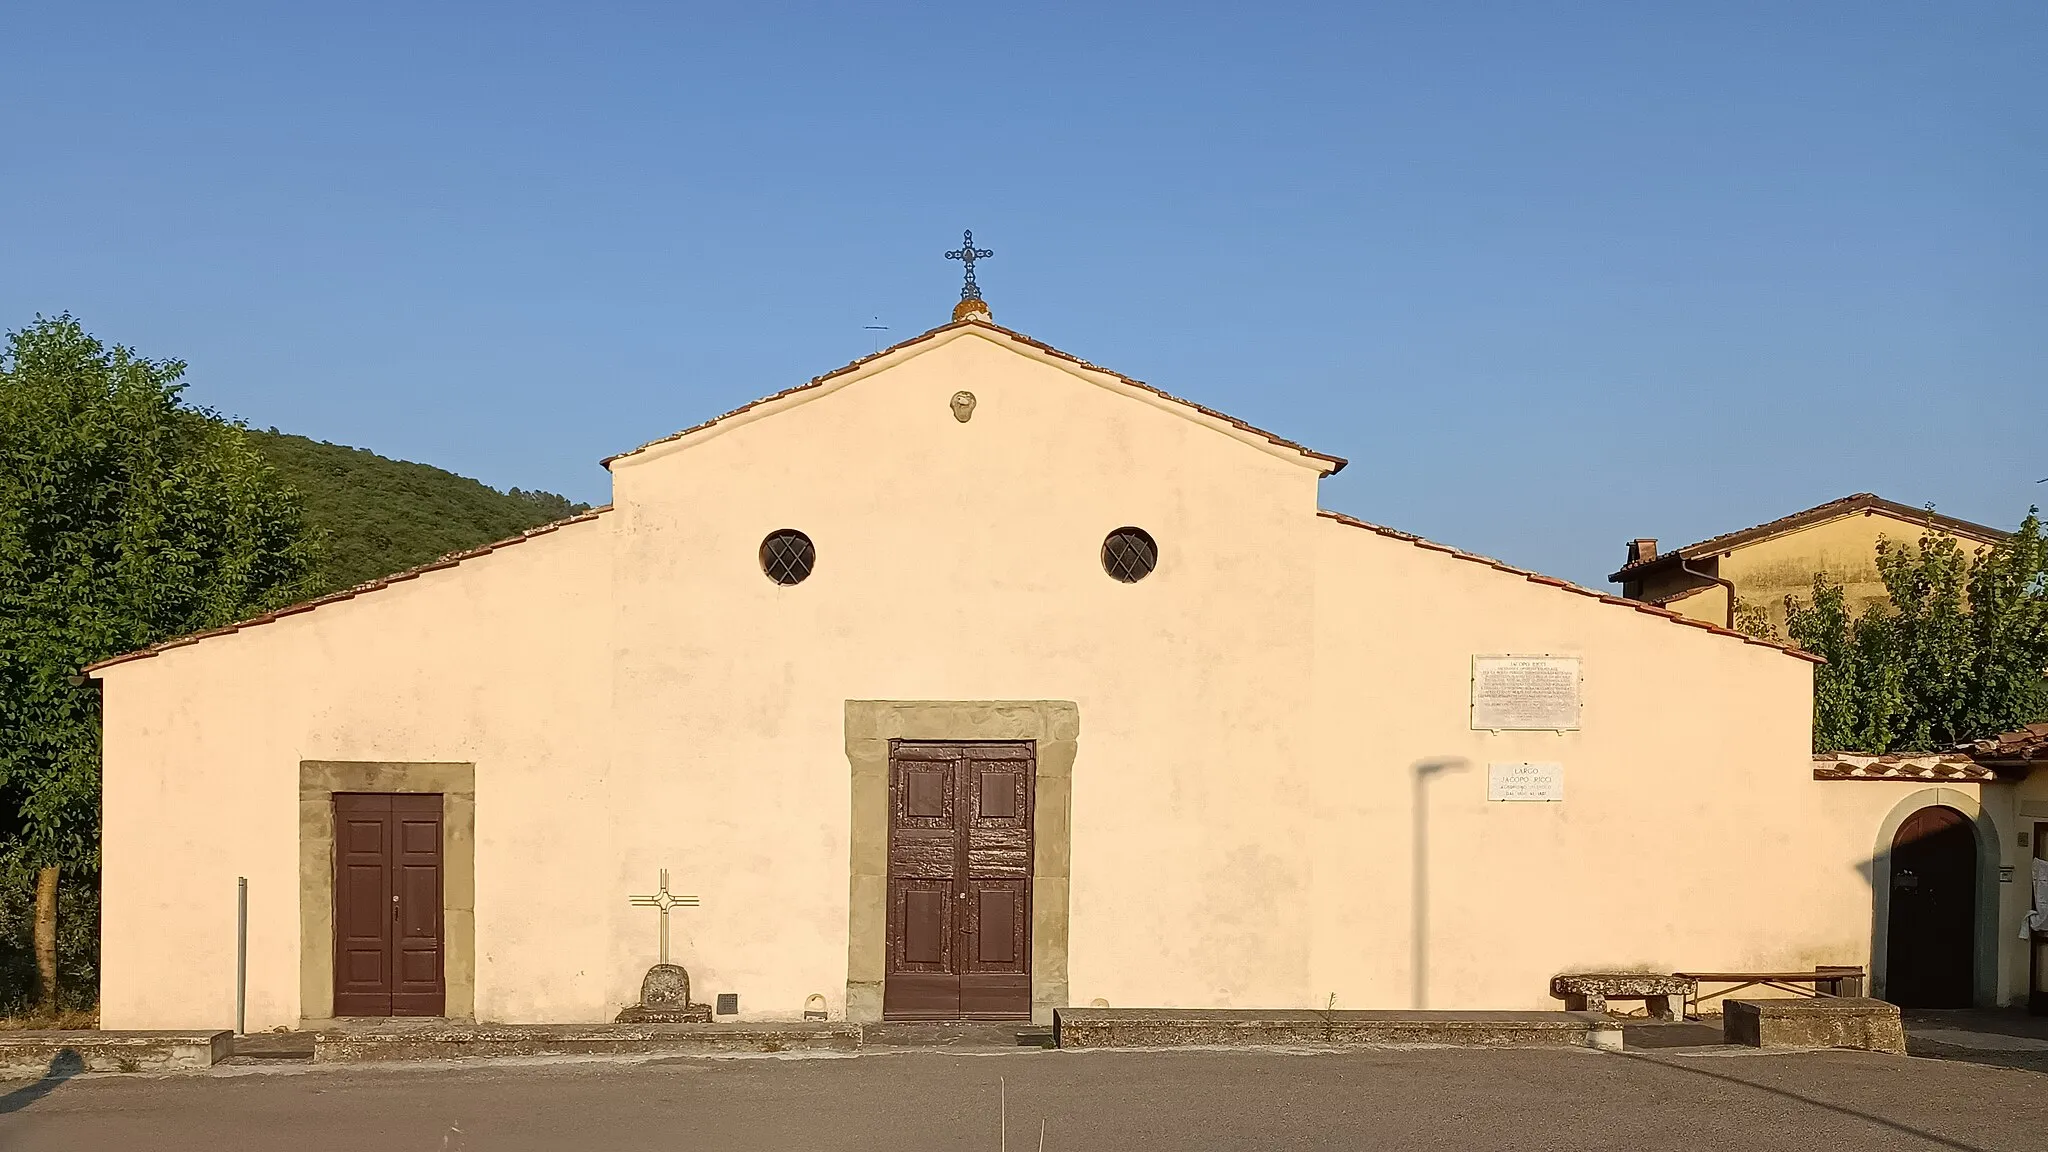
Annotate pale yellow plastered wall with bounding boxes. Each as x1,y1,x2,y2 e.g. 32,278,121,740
95,324,2023,1026
98,520,615,1030
1648,511,1995,634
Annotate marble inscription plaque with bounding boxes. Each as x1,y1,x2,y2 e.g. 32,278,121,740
1471,656,1581,730
1488,761,1565,802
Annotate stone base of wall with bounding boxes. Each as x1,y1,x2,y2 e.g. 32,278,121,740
310,1021,861,1063
1723,998,1906,1055
0,1030,232,1076
1053,1009,1622,1050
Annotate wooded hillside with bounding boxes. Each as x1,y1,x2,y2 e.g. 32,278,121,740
245,429,591,596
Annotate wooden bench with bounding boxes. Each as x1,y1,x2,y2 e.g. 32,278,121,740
1675,967,1866,1017
1549,973,1697,1020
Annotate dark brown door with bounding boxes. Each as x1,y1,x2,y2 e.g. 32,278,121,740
1886,805,1976,1009
884,741,1033,1019
333,793,445,1017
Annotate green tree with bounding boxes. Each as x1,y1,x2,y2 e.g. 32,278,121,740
1784,576,1908,752
1785,510,2048,752
0,316,318,1014
244,430,590,595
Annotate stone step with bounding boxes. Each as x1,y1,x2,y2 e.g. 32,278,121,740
1052,1009,1623,1051
310,1021,862,1063
1724,998,1905,1055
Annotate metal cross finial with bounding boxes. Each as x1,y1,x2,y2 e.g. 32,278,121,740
945,229,994,302
628,868,700,966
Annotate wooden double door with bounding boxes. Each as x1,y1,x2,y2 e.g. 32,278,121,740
333,793,445,1017
884,741,1034,1019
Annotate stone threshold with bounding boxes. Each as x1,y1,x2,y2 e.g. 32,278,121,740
1053,1009,1624,1051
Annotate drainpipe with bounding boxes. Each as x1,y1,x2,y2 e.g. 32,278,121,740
1678,555,1738,630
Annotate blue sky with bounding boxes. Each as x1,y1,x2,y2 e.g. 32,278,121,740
4,2,2042,586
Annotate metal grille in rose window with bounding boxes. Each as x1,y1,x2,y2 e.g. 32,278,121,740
1101,528,1157,583
760,530,815,585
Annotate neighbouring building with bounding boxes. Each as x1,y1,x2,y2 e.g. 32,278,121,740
1609,493,2007,635
89,297,2048,1031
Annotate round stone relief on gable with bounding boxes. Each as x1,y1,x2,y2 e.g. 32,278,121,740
950,391,977,422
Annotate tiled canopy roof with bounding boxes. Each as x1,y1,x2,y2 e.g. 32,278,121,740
1812,725,2048,780
1957,723,2048,768
1610,493,2007,583
1811,752,1999,782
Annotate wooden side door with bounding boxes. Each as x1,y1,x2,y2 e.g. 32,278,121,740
332,793,445,1017
333,794,396,1016
1886,805,1976,1008
390,794,445,1016
884,741,1034,1020
960,744,1033,1017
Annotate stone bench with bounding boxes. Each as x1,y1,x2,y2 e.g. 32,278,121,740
0,1030,232,1077
1723,997,1905,1055
1550,973,1697,1020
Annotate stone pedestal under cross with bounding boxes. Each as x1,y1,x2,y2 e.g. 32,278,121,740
617,868,712,1023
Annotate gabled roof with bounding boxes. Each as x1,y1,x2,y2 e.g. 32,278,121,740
1609,493,2008,584
600,317,1346,476
84,506,612,674
1317,510,1823,663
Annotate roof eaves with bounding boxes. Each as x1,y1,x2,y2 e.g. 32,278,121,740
1812,752,1995,781
1608,493,2009,583
601,318,1346,476
1317,509,1822,664
83,505,613,674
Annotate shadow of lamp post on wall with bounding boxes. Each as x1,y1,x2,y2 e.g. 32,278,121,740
1412,757,1470,1010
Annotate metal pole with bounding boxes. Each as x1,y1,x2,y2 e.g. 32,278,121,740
236,877,248,1035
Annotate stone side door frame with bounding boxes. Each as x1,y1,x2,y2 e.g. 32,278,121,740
299,760,477,1022
844,701,1076,1025
1868,786,2004,1007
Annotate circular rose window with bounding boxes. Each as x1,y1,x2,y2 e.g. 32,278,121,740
1101,527,1158,583
759,529,816,585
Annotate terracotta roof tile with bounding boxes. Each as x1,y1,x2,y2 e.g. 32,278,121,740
601,317,1346,475
83,506,613,674
1812,753,1997,781
1956,724,2048,766
1609,493,2008,583
1316,510,1822,663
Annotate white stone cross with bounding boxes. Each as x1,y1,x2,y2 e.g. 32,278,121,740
628,868,700,965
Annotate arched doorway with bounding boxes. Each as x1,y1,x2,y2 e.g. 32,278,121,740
1885,805,1977,1008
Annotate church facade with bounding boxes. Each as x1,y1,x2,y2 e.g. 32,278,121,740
90,309,2042,1029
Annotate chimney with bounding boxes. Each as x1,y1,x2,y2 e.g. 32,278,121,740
1627,538,1658,565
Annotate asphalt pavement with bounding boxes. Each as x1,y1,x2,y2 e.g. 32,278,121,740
3,1044,2045,1151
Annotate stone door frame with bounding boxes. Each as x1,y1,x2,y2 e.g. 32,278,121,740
845,701,1075,1025
1868,786,2003,1007
299,760,476,1022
